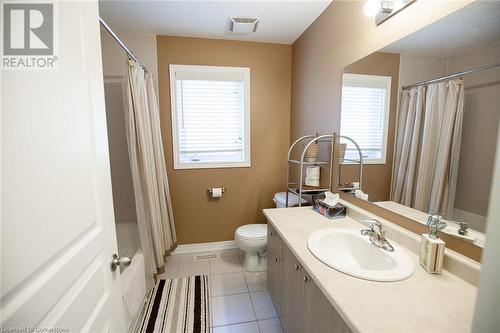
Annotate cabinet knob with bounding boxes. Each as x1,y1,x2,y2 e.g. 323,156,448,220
274,257,279,263
303,275,310,282
294,263,301,271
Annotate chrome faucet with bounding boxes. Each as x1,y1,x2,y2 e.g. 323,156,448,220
458,221,469,236
360,218,394,252
426,215,447,239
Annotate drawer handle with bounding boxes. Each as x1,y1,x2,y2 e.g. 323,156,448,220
303,275,310,282
294,263,301,271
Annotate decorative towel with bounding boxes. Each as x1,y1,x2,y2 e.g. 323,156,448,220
134,275,210,333
305,166,320,187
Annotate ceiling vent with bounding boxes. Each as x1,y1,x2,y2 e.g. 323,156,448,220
230,17,259,34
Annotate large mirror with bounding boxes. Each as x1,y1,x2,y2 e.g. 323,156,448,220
338,1,500,251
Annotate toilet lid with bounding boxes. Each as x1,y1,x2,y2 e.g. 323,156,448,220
236,224,267,240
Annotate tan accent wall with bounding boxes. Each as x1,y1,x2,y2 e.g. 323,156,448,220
291,0,471,140
157,36,292,244
341,52,400,202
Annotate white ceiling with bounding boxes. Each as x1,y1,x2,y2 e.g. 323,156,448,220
382,1,500,57
98,0,332,45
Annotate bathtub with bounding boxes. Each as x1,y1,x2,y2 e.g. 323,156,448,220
115,223,146,331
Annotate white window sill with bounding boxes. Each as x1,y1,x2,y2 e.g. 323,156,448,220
341,160,387,165
173,161,251,170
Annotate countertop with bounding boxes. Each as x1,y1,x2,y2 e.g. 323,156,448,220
263,206,477,333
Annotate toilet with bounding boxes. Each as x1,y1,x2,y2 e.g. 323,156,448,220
273,191,308,208
235,224,268,272
235,192,307,272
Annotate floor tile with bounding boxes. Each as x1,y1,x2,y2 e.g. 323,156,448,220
212,293,256,327
210,272,248,297
258,318,283,333
250,291,277,320
244,270,267,292
158,259,179,279
213,321,259,333
210,256,242,275
177,260,210,276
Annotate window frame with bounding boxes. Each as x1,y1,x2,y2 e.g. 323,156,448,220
341,73,392,165
169,64,251,170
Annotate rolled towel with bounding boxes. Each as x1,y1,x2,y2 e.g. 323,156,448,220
306,166,320,179
355,189,369,201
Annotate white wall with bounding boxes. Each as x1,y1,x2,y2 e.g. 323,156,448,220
398,54,447,89
100,29,158,89
472,116,500,331
100,29,159,225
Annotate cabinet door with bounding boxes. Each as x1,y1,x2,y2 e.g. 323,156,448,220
280,245,304,333
267,224,282,315
302,274,351,333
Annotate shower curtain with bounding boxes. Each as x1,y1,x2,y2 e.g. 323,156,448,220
391,79,464,217
125,60,177,279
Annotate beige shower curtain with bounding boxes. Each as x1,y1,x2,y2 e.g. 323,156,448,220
391,79,464,217
125,60,177,278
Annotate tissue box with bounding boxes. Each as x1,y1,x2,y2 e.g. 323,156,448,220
313,200,346,219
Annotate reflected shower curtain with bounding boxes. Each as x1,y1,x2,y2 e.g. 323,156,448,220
391,79,464,217
125,60,177,279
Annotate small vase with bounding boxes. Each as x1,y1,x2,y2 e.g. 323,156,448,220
304,143,319,162
338,143,347,163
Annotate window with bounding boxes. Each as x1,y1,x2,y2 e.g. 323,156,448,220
169,65,250,169
340,73,391,164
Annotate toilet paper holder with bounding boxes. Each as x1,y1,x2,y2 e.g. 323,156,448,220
207,187,227,196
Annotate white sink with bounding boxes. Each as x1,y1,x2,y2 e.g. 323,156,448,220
307,229,414,282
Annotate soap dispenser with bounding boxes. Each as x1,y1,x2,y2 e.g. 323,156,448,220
419,215,447,274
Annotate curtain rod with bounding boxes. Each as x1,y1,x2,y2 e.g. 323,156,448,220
402,61,500,90
99,17,148,73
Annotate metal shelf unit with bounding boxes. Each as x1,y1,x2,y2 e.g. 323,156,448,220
286,134,335,207
337,135,363,193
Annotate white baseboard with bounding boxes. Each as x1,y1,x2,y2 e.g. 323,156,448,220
172,240,238,255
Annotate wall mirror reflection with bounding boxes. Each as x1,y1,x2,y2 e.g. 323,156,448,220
338,1,500,250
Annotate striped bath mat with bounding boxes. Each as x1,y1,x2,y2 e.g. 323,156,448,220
134,275,210,333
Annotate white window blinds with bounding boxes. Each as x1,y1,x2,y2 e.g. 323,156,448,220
170,65,250,169
340,74,391,163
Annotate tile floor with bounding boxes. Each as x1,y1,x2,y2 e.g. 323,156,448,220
157,249,283,333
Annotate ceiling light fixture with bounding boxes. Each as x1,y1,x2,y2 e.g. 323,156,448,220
364,0,416,25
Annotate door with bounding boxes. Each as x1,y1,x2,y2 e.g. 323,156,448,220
267,225,282,316
1,1,126,331
280,245,303,333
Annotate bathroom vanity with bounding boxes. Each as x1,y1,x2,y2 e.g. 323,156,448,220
268,222,351,333
264,202,478,333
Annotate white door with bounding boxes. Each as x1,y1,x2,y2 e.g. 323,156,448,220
1,1,126,332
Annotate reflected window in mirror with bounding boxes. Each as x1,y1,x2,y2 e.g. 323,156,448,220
340,73,391,164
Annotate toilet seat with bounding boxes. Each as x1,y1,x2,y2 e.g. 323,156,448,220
235,224,267,241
